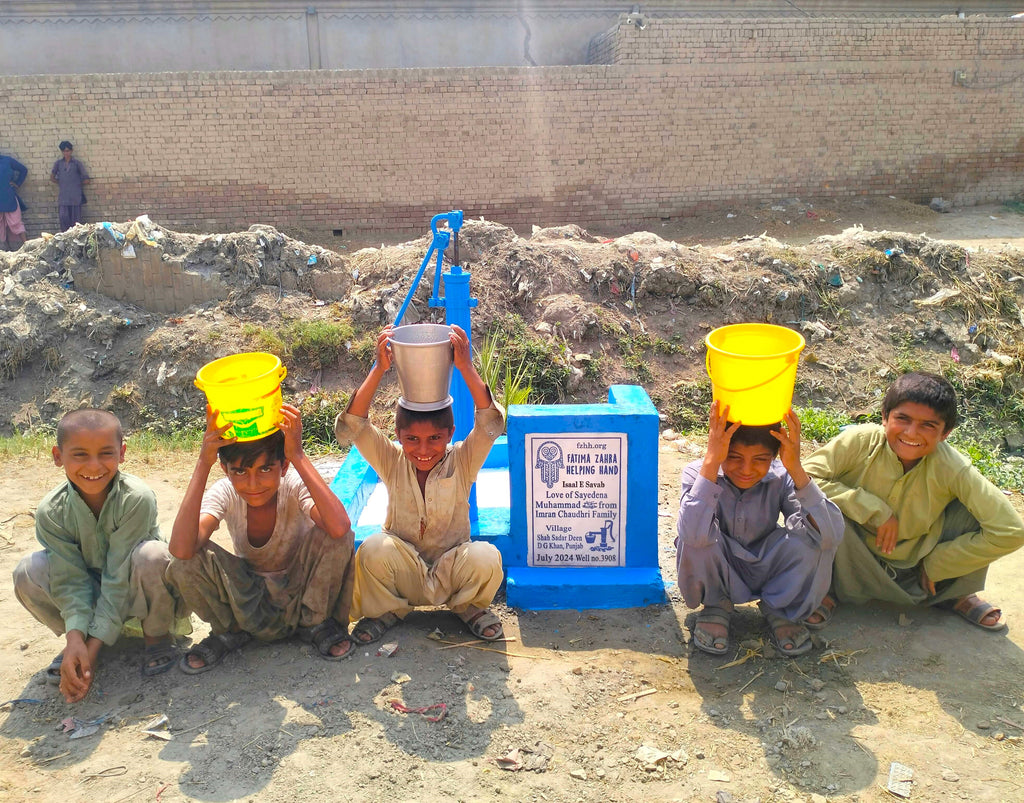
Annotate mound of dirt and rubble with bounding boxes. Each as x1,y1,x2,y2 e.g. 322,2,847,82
2,210,1024,447
3,205,1024,803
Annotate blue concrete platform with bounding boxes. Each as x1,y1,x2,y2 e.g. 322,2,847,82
328,386,666,611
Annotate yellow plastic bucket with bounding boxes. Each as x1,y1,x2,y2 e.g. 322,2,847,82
704,323,805,425
194,352,287,441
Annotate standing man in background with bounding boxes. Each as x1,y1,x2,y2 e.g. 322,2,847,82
0,151,28,250
51,141,90,231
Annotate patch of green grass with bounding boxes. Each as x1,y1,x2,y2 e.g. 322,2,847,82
282,319,353,370
582,355,602,382
944,367,1024,439
662,380,715,434
794,406,852,443
948,434,1024,492
242,318,355,370
128,426,204,455
888,333,923,375
350,335,378,370
242,324,287,355
295,389,351,452
0,429,54,458
617,331,679,385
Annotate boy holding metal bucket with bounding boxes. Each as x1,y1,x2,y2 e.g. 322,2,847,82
333,323,507,644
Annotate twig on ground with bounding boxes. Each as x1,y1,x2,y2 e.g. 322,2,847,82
173,714,226,736
734,669,766,695
433,638,544,659
437,637,517,650
32,751,70,765
617,688,657,703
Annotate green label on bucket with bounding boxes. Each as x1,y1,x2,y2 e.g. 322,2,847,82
224,407,265,439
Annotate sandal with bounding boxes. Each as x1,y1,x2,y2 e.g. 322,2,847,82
693,606,732,656
459,608,504,642
351,612,400,645
298,618,355,661
802,594,837,631
45,653,63,685
760,602,812,657
946,595,1007,632
141,639,177,677
179,631,252,675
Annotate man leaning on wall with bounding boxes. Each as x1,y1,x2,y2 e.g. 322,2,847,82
0,151,28,251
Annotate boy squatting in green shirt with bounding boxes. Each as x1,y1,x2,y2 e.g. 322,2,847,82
13,409,186,702
803,372,1024,631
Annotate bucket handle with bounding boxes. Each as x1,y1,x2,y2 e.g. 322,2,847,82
195,365,287,392
705,352,798,395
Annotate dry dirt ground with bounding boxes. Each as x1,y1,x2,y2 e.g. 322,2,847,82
1,199,1024,803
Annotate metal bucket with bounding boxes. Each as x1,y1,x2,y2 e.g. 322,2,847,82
389,324,454,411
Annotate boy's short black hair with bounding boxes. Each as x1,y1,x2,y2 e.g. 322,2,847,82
728,422,782,456
882,372,959,432
59,140,73,151
395,402,455,434
218,429,286,468
56,408,123,447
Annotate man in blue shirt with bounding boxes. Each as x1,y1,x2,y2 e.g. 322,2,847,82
0,153,28,250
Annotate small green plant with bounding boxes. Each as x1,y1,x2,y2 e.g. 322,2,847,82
484,316,571,403
294,389,351,452
242,324,287,355
617,331,677,385
794,406,851,444
477,329,534,408
109,382,140,404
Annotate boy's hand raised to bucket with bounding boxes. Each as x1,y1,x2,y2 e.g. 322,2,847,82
375,326,395,373
450,324,472,372
200,405,236,467
772,409,811,490
700,400,741,482
278,403,305,463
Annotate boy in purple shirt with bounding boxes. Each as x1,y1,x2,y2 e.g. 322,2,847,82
676,403,844,656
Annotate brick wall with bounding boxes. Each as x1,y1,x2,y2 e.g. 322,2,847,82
73,245,229,314
2,17,1022,239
